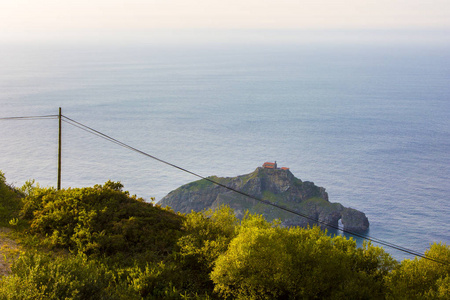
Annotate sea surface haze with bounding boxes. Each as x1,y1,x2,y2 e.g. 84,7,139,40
0,39,449,260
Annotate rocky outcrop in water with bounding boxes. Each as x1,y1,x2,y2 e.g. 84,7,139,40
160,167,369,233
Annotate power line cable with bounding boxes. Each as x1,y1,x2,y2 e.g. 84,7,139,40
61,119,127,148
60,115,449,266
3,113,446,264
0,115,58,121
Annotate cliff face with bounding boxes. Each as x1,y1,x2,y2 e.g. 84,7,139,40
160,167,369,233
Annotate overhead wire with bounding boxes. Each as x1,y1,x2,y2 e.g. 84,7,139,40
61,115,449,266
0,113,447,265
0,115,58,121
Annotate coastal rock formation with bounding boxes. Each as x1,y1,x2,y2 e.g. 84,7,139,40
160,167,369,233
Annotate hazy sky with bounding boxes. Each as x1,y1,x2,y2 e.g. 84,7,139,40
1,0,449,42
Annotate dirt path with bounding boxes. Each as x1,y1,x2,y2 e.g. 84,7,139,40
0,227,19,277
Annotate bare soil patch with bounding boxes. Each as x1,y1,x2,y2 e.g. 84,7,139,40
0,227,20,277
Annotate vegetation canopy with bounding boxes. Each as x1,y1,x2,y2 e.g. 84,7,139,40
0,172,448,299
19,180,183,258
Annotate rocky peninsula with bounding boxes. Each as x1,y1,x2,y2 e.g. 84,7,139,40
160,164,369,232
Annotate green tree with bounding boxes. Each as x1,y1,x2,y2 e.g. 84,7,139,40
211,213,395,299
385,242,450,299
176,205,239,293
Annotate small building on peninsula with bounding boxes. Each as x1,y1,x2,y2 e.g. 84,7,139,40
262,161,290,170
263,161,277,169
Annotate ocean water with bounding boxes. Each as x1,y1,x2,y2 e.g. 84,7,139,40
0,40,449,261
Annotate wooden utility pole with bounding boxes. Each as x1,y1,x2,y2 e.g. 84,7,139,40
57,107,62,190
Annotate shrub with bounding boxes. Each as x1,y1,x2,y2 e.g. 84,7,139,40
0,171,24,227
176,205,239,293
211,215,396,299
0,251,128,300
20,181,183,259
385,242,450,299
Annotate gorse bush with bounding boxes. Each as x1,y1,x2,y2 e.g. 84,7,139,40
20,180,183,258
175,206,240,293
211,216,397,299
0,251,126,300
385,242,450,299
123,261,213,299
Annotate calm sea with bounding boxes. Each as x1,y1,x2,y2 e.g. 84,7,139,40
1,39,449,260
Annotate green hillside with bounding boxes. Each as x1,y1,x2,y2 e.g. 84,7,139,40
0,171,448,299
160,167,370,232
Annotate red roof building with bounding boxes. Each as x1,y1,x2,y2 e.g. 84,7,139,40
263,161,290,170
263,161,277,169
